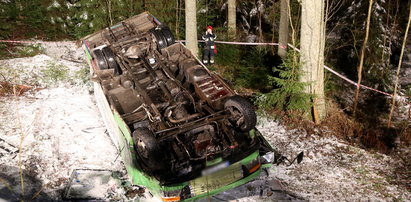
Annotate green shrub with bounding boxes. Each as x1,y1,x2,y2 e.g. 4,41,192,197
73,66,90,85
18,44,44,57
0,44,44,59
41,62,69,84
215,43,241,66
0,44,8,59
237,47,271,89
215,46,271,90
256,50,312,113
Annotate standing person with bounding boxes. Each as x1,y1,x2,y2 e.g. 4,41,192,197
202,26,217,65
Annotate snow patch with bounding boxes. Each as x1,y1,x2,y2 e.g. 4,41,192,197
257,117,411,201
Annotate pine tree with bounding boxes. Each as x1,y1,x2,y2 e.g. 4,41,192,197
257,50,313,113
0,1,15,39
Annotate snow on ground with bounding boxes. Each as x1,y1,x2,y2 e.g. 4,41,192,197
257,117,411,201
0,42,124,201
0,86,123,200
0,41,410,201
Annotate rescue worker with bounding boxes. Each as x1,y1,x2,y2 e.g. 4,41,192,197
202,25,217,65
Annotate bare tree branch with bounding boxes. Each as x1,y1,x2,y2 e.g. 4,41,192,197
388,3,411,126
353,0,373,115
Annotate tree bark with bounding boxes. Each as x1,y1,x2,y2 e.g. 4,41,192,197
353,0,373,116
287,1,297,65
278,0,290,58
228,0,236,39
300,0,326,122
176,0,180,40
271,4,276,55
106,0,113,26
185,0,199,56
388,3,411,127
143,0,147,10
258,1,263,42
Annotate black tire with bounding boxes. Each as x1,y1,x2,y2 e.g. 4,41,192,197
161,26,175,46
92,49,109,70
151,28,167,49
102,46,121,75
132,127,164,169
224,95,257,132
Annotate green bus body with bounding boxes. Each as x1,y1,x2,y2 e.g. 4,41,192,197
81,12,273,201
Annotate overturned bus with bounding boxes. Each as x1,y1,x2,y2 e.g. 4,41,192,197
81,12,287,201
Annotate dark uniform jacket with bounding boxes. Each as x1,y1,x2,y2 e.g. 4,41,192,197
202,33,216,49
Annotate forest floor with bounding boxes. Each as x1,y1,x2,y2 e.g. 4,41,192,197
0,41,410,201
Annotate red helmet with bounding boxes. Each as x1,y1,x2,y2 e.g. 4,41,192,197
206,25,213,30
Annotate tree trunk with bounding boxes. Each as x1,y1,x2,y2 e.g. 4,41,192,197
388,3,411,127
106,0,113,26
176,0,180,40
258,2,263,42
353,0,373,115
271,4,276,55
185,0,199,56
228,0,236,39
380,0,392,79
278,0,290,58
300,0,326,122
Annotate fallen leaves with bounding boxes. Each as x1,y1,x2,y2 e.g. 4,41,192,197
0,81,42,97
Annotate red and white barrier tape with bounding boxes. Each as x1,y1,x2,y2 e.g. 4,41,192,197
214,41,279,46
0,39,66,44
0,39,408,104
178,40,279,46
199,40,405,103
286,43,395,97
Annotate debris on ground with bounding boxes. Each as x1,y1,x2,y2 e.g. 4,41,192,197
63,169,121,200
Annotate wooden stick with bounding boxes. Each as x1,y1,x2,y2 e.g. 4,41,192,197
388,3,411,127
353,0,373,115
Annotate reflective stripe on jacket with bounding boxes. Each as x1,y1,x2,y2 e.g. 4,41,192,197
202,33,216,47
